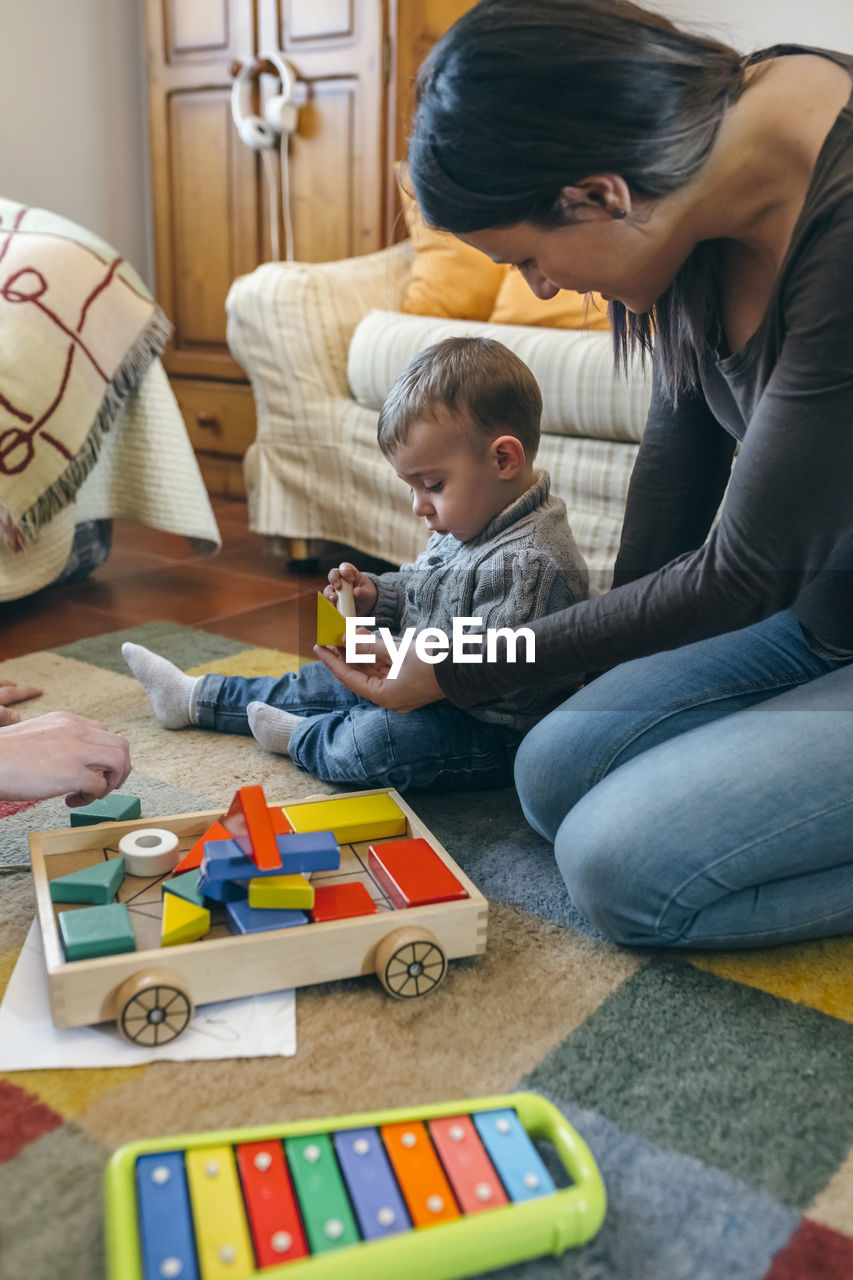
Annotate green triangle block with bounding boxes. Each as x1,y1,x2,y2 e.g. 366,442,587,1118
162,868,205,908
50,856,126,905
69,793,141,826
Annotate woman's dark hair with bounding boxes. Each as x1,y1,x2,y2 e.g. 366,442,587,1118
407,0,748,398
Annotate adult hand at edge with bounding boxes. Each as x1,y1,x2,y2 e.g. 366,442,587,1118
0,712,132,805
313,640,444,713
0,679,43,707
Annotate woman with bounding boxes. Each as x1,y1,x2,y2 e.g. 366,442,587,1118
317,0,853,950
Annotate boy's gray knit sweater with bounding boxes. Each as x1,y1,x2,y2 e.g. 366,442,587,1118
364,472,588,731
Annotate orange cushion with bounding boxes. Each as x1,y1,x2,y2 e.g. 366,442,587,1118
398,182,505,322
489,268,610,330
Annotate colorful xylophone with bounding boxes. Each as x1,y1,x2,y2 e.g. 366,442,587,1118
104,1092,606,1279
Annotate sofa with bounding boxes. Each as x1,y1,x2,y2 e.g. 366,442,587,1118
226,240,653,595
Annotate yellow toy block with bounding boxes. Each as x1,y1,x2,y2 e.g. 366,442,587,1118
184,1145,255,1280
248,873,315,910
282,792,408,844
161,893,211,947
317,591,347,647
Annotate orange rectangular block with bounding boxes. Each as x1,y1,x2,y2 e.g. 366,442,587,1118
428,1115,509,1215
227,786,282,871
380,1120,460,1228
171,820,231,876
368,838,468,909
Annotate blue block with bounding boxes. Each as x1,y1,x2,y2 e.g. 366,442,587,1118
202,833,339,883
276,831,340,873
201,839,281,883
472,1108,556,1203
333,1126,411,1240
226,899,308,935
201,838,255,880
197,873,249,903
135,1152,199,1280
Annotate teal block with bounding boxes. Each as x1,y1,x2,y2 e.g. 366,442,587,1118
58,903,136,961
162,869,205,908
69,794,141,826
49,856,125,905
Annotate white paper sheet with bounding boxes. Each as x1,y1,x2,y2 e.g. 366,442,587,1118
0,920,296,1068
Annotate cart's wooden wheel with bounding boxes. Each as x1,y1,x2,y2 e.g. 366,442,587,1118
374,927,447,1000
114,969,193,1046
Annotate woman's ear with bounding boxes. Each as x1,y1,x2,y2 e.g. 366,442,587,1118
559,175,633,221
491,434,526,476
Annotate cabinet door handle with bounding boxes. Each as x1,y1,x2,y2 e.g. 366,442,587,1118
196,411,222,436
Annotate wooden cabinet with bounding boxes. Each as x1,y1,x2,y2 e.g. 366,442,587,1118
387,0,475,228
170,379,259,497
145,0,475,496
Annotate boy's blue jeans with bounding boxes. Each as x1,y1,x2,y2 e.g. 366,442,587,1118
514,610,853,950
195,661,521,792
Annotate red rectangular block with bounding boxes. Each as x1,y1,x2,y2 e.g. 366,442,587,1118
236,1140,308,1267
368,838,467,909
310,882,377,922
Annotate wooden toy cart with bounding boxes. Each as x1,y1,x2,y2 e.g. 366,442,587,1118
29,788,488,1048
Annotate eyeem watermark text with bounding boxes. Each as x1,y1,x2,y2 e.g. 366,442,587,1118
345,616,535,679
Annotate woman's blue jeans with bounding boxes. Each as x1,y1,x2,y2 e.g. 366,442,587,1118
196,661,521,792
514,610,853,949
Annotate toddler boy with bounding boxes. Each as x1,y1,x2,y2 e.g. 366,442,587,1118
123,337,588,790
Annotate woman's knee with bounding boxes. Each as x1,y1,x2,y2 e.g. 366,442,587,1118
554,801,668,948
515,700,613,841
515,719,568,840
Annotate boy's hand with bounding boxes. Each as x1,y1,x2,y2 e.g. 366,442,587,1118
325,562,378,616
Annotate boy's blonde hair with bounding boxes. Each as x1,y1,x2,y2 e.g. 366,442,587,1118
377,336,542,458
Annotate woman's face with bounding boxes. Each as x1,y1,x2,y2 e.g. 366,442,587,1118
456,207,686,315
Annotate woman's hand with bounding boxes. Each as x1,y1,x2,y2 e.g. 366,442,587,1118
0,712,132,806
325,562,378,616
314,635,444,712
0,680,42,725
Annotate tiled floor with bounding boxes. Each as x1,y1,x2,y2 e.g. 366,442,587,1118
1,499,362,659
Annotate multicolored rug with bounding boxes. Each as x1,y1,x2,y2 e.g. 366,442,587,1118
1,622,852,1280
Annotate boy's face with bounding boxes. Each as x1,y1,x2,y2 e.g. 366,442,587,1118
388,416,518,543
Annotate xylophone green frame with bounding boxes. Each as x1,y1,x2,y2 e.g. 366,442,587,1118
104,1090,606,1279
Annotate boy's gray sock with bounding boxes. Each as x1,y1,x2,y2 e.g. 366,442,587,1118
247,701,302,755
121,642,201,729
